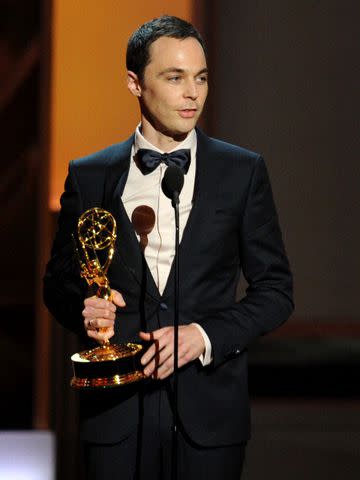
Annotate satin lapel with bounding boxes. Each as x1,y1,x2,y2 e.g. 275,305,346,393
102,136,143,288
162,129,217,300
103,136,160,299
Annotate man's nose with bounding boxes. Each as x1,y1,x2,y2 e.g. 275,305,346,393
184,80,199,100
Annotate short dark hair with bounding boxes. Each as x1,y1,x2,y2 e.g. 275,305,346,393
126,15,206,81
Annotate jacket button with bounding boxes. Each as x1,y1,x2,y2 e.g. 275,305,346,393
225,347,241,359
159,302,168,311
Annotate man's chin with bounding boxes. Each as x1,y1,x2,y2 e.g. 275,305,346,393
142,112,199,141
166,120,198,139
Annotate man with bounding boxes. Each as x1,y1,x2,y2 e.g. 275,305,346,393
44,15,293,480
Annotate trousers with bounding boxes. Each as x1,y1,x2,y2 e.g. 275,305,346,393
83,381,246,480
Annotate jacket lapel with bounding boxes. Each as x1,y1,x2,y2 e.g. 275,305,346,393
162,129,217,300
102,135,160,300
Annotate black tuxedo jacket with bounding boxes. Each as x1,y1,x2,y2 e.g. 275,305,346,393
44,129,293,447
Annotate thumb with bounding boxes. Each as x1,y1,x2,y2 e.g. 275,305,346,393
111,289,126,307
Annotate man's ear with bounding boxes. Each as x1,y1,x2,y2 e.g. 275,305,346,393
127,71,142,97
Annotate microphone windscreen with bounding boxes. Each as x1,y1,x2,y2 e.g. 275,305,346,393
161,165,184,200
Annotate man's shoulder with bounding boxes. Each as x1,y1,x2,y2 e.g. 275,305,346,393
196,129,261,165
71,135,134,172
209,136,259,159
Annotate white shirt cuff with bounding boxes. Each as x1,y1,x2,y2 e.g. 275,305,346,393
192,323,213,366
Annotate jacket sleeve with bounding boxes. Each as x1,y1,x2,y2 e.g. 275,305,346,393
198,155,294,368
43,161,87,337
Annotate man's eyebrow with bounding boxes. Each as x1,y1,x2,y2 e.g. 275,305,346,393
197,68,209,75
158,68,185,76
158,67,209,76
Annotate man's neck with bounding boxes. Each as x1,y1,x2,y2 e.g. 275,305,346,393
140,119,190,152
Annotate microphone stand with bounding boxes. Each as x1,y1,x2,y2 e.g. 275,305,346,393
161,165,184,480
171,190,180,480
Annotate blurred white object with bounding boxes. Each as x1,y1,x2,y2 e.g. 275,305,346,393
0,431,55,480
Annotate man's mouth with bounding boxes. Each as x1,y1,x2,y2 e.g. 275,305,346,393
178,108,197,118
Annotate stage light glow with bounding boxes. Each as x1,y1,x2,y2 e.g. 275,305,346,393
0,431,55,480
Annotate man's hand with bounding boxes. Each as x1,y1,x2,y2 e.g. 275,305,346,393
139,325,205,380
82,289,126,343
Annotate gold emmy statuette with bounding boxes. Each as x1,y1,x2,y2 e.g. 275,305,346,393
70,207,145,389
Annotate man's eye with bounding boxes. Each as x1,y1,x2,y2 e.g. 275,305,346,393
197,75,208,83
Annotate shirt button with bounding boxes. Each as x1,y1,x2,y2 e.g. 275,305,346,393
159,302,168,311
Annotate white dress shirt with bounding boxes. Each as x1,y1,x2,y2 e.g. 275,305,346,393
122,126,212,366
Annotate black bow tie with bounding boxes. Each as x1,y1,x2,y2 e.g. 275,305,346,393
136,148,191,175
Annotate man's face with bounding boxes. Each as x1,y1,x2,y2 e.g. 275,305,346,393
130,36,208,138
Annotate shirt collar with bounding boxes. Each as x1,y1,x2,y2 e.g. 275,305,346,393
134,124,196,155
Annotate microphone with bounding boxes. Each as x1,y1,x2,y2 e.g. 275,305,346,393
161,165,184,207
131,205,156,335
131,205,156,252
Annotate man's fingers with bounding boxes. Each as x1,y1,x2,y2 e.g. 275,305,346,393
84,289,126,317
82,289,125,342
84,315,115,346
140,329,172,366
142,343,173,377
87,318,114,329
139,331,152,340
140,339,163,367
85,296,116,312
142,359,158,377
111,289,126,307
86,319,97,331
155,357,174,379
139,327,171,341
83,306,116,321
87,326,114,343
139,325,205,380
155,345,193,379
